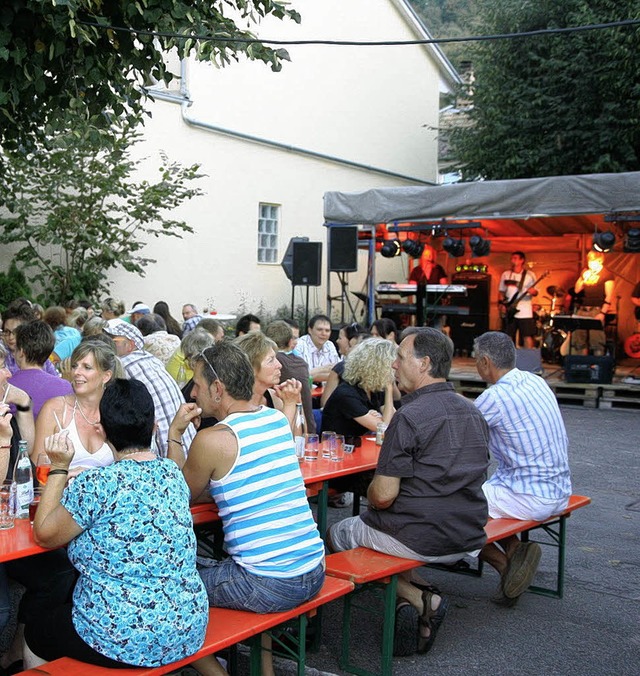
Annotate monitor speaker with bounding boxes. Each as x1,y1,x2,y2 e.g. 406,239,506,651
564,355,614,384
292,242,322,286
329,226,358,272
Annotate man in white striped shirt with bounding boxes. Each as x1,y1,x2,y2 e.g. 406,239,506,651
474,331,571,605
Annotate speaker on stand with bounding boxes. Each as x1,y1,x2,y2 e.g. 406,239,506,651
328,226,359,323
280,240,322,328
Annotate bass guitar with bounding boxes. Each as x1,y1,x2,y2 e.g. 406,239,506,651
500,270,550,323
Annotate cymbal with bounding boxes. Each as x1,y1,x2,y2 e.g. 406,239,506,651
546,285,566,297
351,291,369,303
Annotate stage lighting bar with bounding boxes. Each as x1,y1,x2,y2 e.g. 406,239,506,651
402,239,424,259
624,228,640,253
442,236,465,258
469,235,491,257
380,239,401,258
592,230,616,253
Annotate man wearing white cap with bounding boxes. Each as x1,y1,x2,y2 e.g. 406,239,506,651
125,303,151,325
104,322,196,457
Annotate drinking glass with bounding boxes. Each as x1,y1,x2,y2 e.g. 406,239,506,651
304,433,319,462
331,434,345,462
321,431,336,459
36,453,51,486
29,488,43,524
0,481,14,530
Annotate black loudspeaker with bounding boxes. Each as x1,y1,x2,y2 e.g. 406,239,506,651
516,348,543,374
292,242,322,286
449,314,489,354
564,355,614,384
452,273,491,314
281,237,309,281
329,226,358,272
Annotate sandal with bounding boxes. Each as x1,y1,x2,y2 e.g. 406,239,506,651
393,597,419,656
417,590,449,654
410,579,442,596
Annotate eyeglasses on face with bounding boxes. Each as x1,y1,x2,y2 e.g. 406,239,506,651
1,330,16,337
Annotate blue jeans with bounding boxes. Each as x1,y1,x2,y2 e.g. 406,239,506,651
198,558,325,614
0,564,10,635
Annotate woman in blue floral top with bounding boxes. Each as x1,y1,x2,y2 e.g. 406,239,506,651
24,379,224,675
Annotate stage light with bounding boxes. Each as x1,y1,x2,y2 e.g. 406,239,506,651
402,238,424,259
592,230,616,253
380,239,401,258
442,236,465,258
469,235,491,257
623,228,640,253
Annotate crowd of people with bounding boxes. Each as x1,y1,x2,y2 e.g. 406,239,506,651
0,293,573,672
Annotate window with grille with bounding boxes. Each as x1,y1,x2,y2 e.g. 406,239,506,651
258,203,279,263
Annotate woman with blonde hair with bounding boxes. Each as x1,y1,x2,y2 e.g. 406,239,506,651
33,341,118,471
234,331,301,428
322,337,396,438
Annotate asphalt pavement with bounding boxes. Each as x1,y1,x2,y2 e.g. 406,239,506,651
304,405,640,676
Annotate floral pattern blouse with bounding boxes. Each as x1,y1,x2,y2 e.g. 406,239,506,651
61,457,208,666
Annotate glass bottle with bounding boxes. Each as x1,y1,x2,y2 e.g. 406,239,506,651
13,440,34,519
293,403,306,460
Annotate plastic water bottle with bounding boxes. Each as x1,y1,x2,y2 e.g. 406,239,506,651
293,403,306,460
13,440,34,519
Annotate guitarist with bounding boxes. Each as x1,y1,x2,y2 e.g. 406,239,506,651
498,251,538,348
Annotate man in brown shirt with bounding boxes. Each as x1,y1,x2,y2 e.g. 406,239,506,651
328,327,488,656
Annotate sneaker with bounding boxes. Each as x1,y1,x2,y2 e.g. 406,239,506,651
393,598,419,656
502,542,542,599
328,492,353,508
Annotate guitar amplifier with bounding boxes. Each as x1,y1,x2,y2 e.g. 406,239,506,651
564,355,614,384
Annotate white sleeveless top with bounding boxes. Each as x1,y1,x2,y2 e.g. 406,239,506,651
62,401,113,469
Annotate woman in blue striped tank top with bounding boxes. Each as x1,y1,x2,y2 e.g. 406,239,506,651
167,342,325,616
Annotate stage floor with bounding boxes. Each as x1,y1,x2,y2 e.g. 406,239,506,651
449,355,640,409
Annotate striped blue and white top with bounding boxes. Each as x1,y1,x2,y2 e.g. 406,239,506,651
209,406,324,578
474,368,571,501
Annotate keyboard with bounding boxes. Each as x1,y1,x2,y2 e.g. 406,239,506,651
376,283,467,294
379,303,471,316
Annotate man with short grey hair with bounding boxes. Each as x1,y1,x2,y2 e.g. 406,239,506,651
182,304,203,335
474,331,571,605
329,327,489,655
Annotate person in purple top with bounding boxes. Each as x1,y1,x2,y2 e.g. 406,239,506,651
10,321,73,418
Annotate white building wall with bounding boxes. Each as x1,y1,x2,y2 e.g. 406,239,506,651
4,0,454,323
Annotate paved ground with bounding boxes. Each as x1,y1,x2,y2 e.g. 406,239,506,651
301,405,640,676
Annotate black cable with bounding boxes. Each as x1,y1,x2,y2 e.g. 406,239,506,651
77,17,640,48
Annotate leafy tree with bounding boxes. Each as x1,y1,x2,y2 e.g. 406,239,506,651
450,0,640,179
0,1,300,153
0,261,31,312
0,122,204,304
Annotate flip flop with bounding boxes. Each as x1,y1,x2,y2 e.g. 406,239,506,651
417,591,449,654
393,597,419,656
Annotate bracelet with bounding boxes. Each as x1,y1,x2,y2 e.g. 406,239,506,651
48,469,69,476
15,400,32,412
0,445,10,449
168,438,183,447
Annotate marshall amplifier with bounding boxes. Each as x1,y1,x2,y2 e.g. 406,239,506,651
448,314,489,355
564,355,614,384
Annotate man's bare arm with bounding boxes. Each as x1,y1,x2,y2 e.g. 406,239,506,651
367,474,401,510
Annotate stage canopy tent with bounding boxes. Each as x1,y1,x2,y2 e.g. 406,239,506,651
323,171,640,238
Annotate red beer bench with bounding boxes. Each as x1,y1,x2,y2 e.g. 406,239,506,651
17,576,354,676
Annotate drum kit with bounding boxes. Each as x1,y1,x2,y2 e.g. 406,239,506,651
536,285,568,363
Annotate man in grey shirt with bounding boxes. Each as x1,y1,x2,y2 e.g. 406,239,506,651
329,328,489,656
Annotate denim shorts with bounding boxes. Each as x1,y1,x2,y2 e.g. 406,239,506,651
197,557,325,614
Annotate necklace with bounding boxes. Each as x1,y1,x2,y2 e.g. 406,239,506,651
74,398,100,427
118,449,156,460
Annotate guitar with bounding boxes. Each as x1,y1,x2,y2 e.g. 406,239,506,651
500,270,551,322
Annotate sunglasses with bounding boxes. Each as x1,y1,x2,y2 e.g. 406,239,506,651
199,349,220,381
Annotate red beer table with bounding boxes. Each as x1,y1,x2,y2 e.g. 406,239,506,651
0,519,50,563
298,436,380,537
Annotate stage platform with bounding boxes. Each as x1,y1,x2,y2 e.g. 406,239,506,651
449,356,640,409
